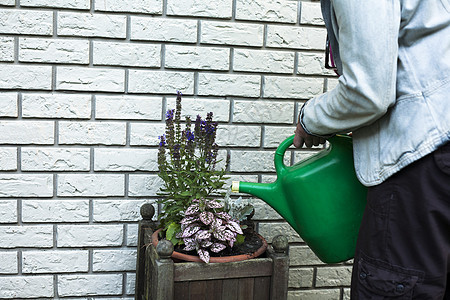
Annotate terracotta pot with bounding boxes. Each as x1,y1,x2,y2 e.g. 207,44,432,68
151,228,268,263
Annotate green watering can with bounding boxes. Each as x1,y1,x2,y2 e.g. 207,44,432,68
232,135,367,264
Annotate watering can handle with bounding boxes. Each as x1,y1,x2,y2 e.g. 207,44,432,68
274,135,295,175
274,134,350,175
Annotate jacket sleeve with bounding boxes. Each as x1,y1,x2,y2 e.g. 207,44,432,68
300,0,401,136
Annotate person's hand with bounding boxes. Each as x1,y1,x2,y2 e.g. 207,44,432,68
294,122,326,148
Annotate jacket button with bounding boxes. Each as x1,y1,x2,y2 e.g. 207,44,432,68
359,272,367,280
396,284,405,293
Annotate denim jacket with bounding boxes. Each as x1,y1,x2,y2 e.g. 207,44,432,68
300,0,450,186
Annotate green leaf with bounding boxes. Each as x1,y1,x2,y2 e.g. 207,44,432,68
166,222,180,241
236,234,245,245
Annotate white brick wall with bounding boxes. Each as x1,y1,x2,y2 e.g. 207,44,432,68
0,0,348,298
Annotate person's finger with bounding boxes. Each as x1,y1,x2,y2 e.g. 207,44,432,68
293,132,304,148
312,136,320,146
304,136,313,148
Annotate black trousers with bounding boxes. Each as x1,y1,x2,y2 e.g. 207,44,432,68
351,142,450,299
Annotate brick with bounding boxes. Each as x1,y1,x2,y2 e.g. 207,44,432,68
236,0,298,23
267,25,327,50
0,10,52,35
343,288,351,300
95,0,162,14
22,200,89,223
288,289,341,300
0,64,52,90
233,100,294,124
298,52,334,76
0,200,17,223
93,41,161,67
198,73,260,97
128,70,194,94
128,174,163,197
264,76,324,99
0,37,14,62
289,267,314,288
166,97,230,122
230,150,274,172
93,200,154,222
0,276,54,298
57,225,123,247
22,250,89,273
59,121,126,145
0,148,17,171
316,266,352,287
131,17,197,43
58,12,126,38
167,0,231,18
94,148,158,171
58,274,123,297
0,252,17,274
19,38,89,64
92,249,137,271
130,123,166,146
22,148,90,171
216,125,261,147
251,198,283,221
201,21,264,47
0,226,53,248
234,49,294,74
258,222,302,244
56,66,125,92
0,0,15,5
300,1,324,25
21,0,90,9
0,93,17,117
264,126,296,148
327,77,340,91
126,224,139,246
57,174,125,197
289,245,324,266
95,95,162,120
22,93,91,119
165,45,229,70
0,121,54,145
0,175,53,198
126,273,136,295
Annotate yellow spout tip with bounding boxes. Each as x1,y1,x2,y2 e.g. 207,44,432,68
231,181,240,193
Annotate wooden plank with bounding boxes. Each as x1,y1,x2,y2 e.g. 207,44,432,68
205,279,223,299
174,282,189,300
238,278,254,300
174,258,273,282
222,279,239,300
188,281,207,300
253,276,271,300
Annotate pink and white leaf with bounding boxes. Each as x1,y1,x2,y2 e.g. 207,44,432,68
180,216,199,225
226,221,243,234
215,211,231,221
200,240,213,248
195,230,211,240
198,248,210,263
182,224,200,238
183,238,197,251
184,204,200,216
210,242,227,253
206,199,223,209
213,226,228,241
199,211,214,225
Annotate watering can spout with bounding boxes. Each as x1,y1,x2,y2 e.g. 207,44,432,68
231,181,296,227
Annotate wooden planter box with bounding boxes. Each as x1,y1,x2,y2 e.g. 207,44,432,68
135,203,289,300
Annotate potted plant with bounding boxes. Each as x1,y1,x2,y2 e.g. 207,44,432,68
134,92,289,300
155,91,266,263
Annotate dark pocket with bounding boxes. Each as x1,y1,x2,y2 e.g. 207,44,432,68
356,256,422,299
433,142,450,175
